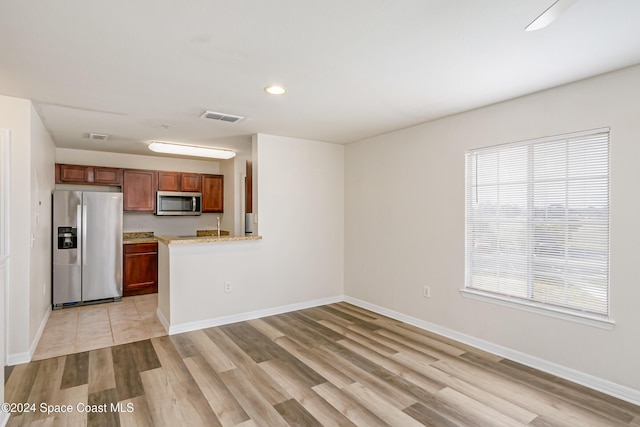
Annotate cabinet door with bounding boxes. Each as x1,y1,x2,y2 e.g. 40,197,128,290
57,164,90,183
123,243,158,296
93,167,122,185
181,173,201,192
157,171,180,191
202,174,224,212
123,169,156,212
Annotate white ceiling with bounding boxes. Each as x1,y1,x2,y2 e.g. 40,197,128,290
1,0,639,158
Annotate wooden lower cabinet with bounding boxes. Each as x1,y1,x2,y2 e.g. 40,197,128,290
123,242,158,296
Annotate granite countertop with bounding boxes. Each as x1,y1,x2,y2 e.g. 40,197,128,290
123,232,157,244
156,234,262,244
125,230,254,245
196,229,230,237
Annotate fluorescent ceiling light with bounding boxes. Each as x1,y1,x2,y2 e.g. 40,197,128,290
148,141,236,159
264,85,287,95
525,0,577,32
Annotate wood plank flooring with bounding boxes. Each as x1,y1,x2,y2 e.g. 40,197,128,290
5,302,640,426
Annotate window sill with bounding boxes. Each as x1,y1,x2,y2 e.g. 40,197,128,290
460,288,615,330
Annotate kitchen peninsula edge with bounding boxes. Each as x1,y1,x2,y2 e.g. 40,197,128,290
156,233,263,334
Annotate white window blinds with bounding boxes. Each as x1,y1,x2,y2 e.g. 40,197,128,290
465,128,610,318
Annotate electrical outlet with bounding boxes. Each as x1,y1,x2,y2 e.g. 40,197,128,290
225,282,232,293
423,286,431,298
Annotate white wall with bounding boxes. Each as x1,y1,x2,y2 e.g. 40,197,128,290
0,95,32,361
55,148,231,236
158,134,345,328
0,129,11,423
0,95,55,363
345,65,640,397
29,103,55,353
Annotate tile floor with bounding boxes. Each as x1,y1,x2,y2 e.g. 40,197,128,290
32,294,167,360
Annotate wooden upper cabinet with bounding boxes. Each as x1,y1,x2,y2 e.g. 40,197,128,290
56,164,123,185
157,171,180,192
123,169,156,212
157,171,202,192
181,172,201,192
56,164,91,183
201,174,224,213
93,167,122,185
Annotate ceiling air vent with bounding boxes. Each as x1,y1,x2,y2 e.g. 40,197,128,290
89,133,109,141
200,110,244,123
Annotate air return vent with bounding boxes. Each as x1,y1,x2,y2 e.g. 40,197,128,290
200,110,244,123
89,133,109,141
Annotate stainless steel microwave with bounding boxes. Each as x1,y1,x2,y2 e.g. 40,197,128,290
156,191,202,216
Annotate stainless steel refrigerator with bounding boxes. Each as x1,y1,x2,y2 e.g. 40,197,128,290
53,191,123,308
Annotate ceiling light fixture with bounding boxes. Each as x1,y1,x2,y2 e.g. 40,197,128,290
525,0,577,32
264,85,287,95
148,141,236,159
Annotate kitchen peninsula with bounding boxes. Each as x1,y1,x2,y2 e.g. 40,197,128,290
155,233,263,334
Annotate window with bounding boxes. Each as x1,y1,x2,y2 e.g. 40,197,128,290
464,128,610,320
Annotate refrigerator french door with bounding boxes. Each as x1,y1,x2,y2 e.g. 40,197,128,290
53,191,123,308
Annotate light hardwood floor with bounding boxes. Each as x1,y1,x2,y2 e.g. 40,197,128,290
5,302,640,426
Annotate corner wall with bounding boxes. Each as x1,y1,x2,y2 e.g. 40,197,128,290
29,103,55,354
158,134,345,328
254,133,344,307
0,95,32,362
0,95,56,364
344,65,640,397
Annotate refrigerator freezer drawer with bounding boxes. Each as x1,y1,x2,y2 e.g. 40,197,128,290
52,263,82,306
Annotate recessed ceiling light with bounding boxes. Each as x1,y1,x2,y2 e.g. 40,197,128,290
148,141,236,159
264,85,287,95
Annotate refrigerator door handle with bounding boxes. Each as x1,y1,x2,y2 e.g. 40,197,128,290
76,204,82,265
82,204,87,266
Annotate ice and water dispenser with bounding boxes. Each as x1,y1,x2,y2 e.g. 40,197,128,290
57,226,77,249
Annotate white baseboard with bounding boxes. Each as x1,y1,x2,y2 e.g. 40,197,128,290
165,295,344,335
6,351,30,366
344,296,640,407
156,307,170,332
30,306,51,356
6,306,51,366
